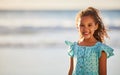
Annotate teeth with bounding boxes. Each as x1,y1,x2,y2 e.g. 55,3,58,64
84,32,89,34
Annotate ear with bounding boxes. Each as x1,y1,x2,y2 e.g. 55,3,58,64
95,23,98,30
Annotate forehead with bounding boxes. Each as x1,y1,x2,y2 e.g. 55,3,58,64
80,16,95,23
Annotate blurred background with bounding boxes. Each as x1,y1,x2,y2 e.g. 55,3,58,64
0,0,120,75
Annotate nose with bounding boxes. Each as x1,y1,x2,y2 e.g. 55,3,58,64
83,26,89,31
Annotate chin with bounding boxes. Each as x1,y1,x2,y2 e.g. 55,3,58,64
83,36,91,39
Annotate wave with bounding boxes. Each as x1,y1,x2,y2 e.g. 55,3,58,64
0,39,119,49
0,26,120,35
0,42,64,48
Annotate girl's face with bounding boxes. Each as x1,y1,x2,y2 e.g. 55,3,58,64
77,16,98,40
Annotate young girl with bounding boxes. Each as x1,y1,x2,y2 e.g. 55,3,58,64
65,7,114,75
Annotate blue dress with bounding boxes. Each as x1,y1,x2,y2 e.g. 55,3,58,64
65,40,114,75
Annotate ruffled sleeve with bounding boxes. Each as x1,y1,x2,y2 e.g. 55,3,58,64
98,43,114,58
65,40,75,57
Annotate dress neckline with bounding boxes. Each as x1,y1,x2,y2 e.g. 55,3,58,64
75,41,100,48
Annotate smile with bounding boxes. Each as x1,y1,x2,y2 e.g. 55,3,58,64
83,32,89,35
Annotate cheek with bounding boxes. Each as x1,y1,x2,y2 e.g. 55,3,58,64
90,26,96,30
90,28,96,34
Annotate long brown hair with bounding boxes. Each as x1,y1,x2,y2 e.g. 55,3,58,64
75,7,108,43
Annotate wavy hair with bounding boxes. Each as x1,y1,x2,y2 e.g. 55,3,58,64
75,7,108,43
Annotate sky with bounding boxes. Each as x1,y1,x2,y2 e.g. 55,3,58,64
0,0,120,10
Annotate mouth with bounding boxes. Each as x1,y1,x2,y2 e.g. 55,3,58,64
83,32,89,35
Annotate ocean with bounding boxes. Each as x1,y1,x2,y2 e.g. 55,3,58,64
0,10,120,75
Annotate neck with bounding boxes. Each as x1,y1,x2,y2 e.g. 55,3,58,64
79,37,97,43
78,37,98,46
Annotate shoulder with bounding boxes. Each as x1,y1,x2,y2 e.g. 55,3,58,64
97,42,114,58
98,42,114,51
65,40,77,57
65,40,78,50
65,40,75,46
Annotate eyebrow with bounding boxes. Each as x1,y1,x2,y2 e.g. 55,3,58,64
80,22,93,25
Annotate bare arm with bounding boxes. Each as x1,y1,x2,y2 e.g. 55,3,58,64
99,51,107,75
68,57,74,75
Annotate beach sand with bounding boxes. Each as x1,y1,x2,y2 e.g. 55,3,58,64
0,47,119,75
108,49,120,75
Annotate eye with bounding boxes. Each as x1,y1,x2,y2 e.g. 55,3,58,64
88,24,92,27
